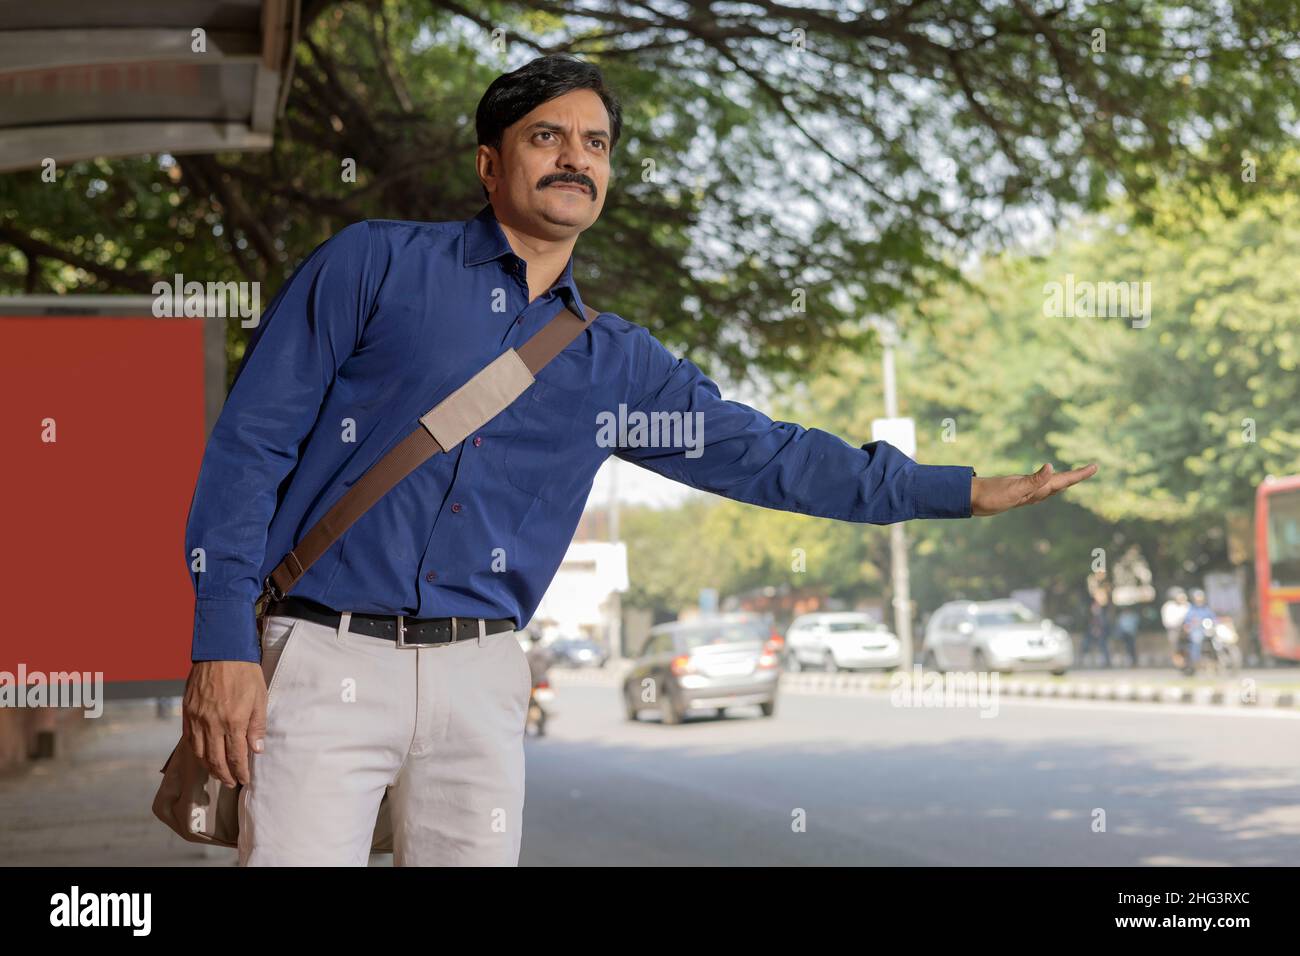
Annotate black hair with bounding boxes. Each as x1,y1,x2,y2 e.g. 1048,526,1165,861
475,54,623,199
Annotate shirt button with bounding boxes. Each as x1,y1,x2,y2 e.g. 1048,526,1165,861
425,571,437,583
472,436,482,447
451,502,462,513
515,317,522,325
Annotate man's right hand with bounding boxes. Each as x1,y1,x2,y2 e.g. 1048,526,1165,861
969,462,1098,516
183,661,267,789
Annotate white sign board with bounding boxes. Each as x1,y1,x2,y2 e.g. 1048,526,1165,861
871,417,916,459
1204,570,1245,618
1010,588,1045,616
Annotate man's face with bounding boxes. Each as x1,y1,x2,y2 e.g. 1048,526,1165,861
478,88,611,238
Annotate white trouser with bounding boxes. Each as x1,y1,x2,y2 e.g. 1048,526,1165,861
238,612,532,866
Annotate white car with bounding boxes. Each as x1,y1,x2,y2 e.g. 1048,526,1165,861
921,599,1073,674
784,612,902,672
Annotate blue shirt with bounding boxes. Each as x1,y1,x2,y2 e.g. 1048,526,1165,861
185,202,975,662
1183,605,1216,635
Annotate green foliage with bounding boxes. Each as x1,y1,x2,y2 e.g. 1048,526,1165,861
620,165,1300,621
3,0,1297,385
3,1,1296,621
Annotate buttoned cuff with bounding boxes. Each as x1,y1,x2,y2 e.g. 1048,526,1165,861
906,463,975,519
192,598,261,663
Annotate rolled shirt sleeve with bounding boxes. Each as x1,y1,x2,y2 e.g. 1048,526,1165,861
183,221,374,662
613,326,974,523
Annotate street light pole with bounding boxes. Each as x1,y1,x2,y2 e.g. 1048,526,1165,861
607,456,623,660
875,320,914,670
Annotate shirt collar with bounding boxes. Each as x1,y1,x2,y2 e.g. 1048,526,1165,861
463,201,588,317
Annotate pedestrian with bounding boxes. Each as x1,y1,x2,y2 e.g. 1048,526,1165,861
1115,606,1140,668
1080,593,1112,668
180,54,1099,866
1161,587,1189,665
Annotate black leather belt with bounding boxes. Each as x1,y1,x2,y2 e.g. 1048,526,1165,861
265,595,516,647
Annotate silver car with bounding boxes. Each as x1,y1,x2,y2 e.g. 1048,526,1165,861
921,600,1073,674
622,615,780,724
784,612,902,671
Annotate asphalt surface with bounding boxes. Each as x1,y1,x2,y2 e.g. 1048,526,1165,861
1,677,1296,866
518,678,1300,865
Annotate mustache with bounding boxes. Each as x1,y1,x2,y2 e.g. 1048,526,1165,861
538,173,596,198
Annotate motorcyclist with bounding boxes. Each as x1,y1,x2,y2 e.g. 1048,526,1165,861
526,629,552,676
1181,589,1216,676
524,629,554,736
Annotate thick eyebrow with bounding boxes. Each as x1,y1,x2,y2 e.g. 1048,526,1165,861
526,120,610,141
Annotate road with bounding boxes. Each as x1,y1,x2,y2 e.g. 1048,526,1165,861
519,676,1300,865
0,676,1295,866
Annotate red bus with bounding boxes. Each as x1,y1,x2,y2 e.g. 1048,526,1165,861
1256,474,1300,661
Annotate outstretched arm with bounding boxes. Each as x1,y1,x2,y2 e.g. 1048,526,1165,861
613,324,1097,520
613,325,973,523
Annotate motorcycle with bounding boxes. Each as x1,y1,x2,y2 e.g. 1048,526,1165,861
526,677,555,737
1210,617,1244,675
1174,616,1242,677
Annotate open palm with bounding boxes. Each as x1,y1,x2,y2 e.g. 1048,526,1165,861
970,463,1099,517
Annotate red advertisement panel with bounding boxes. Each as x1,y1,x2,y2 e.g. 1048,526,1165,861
0,316,205,682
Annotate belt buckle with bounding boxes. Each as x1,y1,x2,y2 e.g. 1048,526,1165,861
395,615,417,648
395,615,456,648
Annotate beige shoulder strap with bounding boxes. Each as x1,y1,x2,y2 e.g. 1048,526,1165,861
260,301,598,607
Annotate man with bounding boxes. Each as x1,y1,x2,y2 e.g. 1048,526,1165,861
1115,605,1140,668
522,630,554,737
1181,589,1216,676
182,54,1097,866
1081,591,1113,668
1161,586,1189,662
524,629,554,686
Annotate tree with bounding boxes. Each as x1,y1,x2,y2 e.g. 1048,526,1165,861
3,0,1296,382
619,155,1300,627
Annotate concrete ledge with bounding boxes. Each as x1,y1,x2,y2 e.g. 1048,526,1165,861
547,667,1300,713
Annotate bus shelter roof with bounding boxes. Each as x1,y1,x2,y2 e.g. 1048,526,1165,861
0,0,298,173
